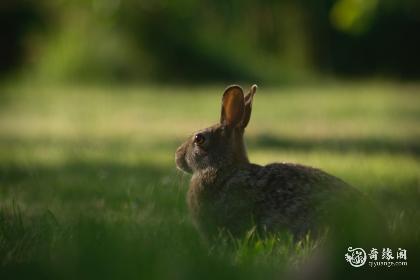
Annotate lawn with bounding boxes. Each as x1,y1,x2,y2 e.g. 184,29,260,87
0,82,419,279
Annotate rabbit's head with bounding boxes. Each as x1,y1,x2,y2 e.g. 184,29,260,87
175,85,257,174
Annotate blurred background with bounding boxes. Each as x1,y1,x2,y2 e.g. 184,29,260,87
1,0,420,84
0,1,419,279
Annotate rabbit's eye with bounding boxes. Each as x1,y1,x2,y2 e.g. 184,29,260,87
194,133,206,145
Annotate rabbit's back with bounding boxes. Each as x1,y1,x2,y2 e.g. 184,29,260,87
188,162,357,239
251,163,354,237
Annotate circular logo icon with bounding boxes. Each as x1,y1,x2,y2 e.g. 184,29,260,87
345,247,367,267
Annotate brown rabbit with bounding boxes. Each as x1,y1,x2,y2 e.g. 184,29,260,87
175,85,363,240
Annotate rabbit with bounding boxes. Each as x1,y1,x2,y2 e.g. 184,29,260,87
175,85,368,240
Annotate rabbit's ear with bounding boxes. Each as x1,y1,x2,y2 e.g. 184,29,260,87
240,84,257,128
221,85,245,128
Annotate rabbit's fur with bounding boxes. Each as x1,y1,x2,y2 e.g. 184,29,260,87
175,85,362,240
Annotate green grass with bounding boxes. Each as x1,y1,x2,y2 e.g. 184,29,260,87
0,82,419,279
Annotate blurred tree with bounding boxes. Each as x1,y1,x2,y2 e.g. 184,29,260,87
0,1,46,75
1,0,420,83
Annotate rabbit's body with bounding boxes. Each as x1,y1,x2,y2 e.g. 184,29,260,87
188,162,352,238
176,85,361,240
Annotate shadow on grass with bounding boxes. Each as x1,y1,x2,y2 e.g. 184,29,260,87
0,160,191,215
0,202,255,280
1,133,419,160
248,134,420,156
0,161,237,280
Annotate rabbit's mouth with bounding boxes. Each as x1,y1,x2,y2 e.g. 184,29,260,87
175,147,193,174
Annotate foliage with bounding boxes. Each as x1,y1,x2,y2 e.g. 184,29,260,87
1,0,420,83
